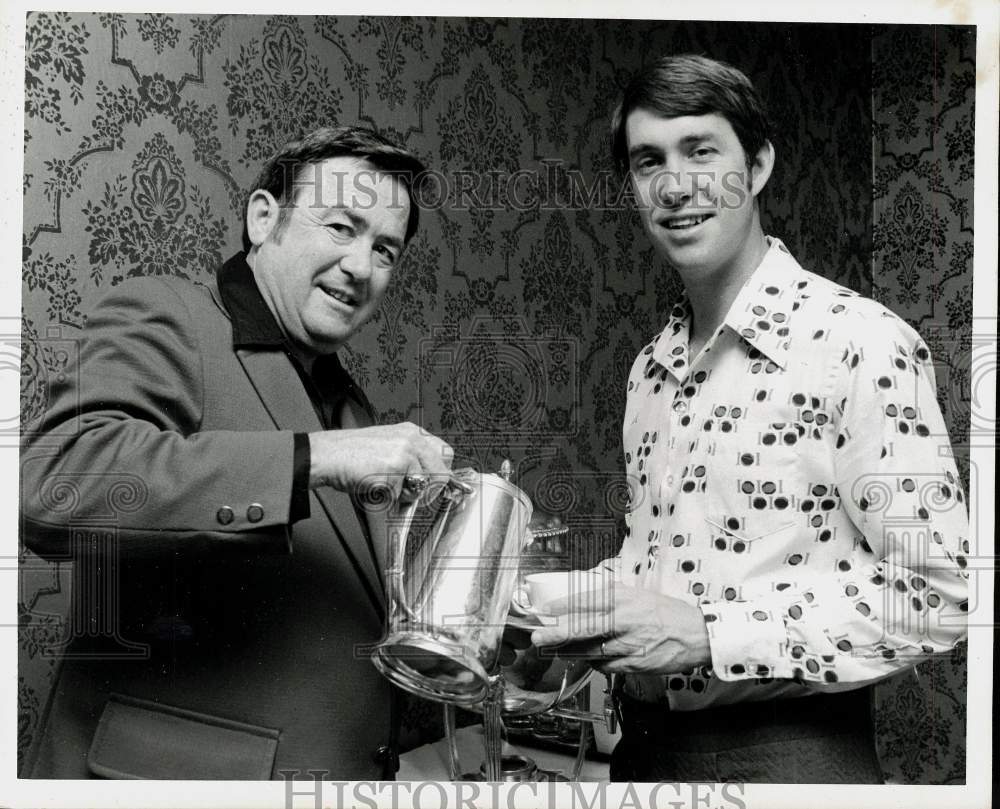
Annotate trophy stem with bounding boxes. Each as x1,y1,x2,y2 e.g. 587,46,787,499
443,703,461,782
481,673,505,781
568,716,591,781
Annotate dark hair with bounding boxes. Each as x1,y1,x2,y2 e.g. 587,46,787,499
610,54,771,174
241,126,428,252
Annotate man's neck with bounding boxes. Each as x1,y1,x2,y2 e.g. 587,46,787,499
292,349,317,376
680,228,770,357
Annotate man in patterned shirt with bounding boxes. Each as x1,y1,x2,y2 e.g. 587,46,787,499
532,55,969,783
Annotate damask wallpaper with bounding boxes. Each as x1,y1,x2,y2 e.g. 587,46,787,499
869,25,975,785
18,15,973,782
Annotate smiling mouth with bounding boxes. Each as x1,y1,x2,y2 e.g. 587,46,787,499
661,214,713,231
320,286,359,307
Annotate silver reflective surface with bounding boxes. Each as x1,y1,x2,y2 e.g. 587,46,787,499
373,468,533,706
485,620,594,715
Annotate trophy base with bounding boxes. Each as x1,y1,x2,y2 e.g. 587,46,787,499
458,754,570,782
372,632,489,706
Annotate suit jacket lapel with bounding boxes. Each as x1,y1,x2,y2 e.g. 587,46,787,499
235,348,386,618
339,399,388,587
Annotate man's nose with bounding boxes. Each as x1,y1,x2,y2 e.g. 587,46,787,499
340,242,373,280
651,168,690,209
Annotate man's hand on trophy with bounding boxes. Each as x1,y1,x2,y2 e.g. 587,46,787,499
308,423,454,501
530,586,712,675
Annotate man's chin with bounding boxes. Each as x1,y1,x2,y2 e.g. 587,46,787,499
651,242,713,275
299,327,353,358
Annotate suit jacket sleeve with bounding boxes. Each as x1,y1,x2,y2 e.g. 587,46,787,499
21,277,295,558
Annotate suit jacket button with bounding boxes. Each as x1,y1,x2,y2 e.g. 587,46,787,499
247,503,264,523
216,506,235,525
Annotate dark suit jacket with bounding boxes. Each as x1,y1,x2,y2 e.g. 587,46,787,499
20,267,395,779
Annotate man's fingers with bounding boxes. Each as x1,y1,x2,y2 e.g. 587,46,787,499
396,463,427,503
530,618,610,647
530,626,568,648
309,424,455,498
401,423,452,478
423,437,454,477
535,589,617,622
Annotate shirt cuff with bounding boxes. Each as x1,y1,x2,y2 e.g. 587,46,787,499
700,599,794,681
290,432,311,522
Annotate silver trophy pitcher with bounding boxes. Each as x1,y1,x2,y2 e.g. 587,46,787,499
372,463,533,706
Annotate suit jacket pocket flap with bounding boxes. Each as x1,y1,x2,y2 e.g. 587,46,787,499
87,694,279,779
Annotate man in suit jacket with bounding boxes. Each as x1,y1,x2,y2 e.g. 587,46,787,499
20,126,453,780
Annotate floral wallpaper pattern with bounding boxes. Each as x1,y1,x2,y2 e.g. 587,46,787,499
19,14,972,782
869,25,974,785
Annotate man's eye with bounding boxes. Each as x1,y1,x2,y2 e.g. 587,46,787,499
374,245,398,265
634,156,660,173
327,223,353,236
691,147,716,158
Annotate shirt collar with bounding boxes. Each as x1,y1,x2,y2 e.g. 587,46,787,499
721,237,804,369
215,252,356,393
216,252,287,348
650,237,805,374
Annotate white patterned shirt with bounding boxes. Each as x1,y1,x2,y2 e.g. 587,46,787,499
617,238,969,708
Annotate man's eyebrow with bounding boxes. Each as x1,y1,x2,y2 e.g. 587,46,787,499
678,133,718,146
341,208,405,251
628,143,659,159
628,133,718,159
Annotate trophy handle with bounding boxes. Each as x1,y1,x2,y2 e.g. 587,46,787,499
385,485,421,623
386,472,476,622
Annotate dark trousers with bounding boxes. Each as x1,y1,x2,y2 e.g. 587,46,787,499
609,688,884,784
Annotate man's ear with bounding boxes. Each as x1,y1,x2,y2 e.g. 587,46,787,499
750,140,775,198
245,190,281,247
